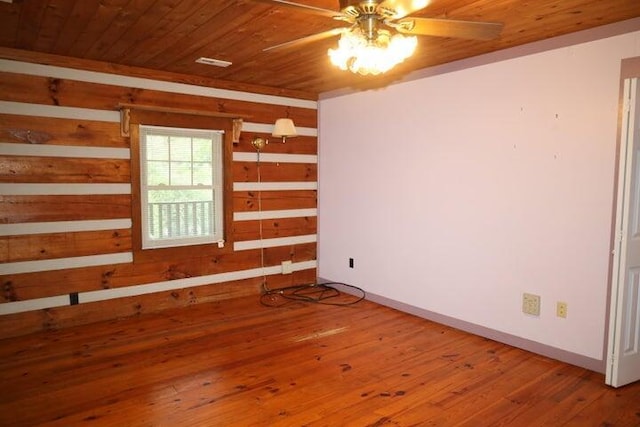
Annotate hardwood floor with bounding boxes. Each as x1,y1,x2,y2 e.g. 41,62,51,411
1,293,639,426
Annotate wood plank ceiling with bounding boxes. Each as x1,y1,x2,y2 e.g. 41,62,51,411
0,0,638,97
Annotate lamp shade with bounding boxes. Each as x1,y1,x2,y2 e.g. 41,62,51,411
272,118,297,138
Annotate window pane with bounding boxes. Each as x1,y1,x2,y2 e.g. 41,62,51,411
193,138,213,161
147,189,214,239
193,162,213,185
171,162,193,186
147,135,169,160
170,136,192,161
147,161,169,186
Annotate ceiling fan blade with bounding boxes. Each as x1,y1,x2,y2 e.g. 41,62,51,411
397,17,503,40
378,0,430,19
263,28,345,52
251,0,343,19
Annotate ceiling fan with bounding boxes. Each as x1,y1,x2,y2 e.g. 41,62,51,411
251,0,503,75
252,0,504,49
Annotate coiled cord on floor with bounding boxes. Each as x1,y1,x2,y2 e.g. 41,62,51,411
260,282,366,307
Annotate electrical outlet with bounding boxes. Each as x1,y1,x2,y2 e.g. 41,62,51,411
556,302,567,318
522,293,541,316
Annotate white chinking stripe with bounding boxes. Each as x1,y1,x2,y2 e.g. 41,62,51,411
0,259,318,314
0,219,132,236
0,101,119,122
0,295,70,316
0,60,317,110
0,183,131,195
79,260,317,304
233,234,317,251
233,152,317,164
290,260,317,272
233,208,317,221
0,253,133,275
77,267,276,304
233,181,317,191
0,142,130,159
242,122,317,137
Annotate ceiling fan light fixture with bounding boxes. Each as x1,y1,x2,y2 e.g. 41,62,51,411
328,29,417,76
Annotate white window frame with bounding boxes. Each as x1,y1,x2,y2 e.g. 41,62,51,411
139,125,224,249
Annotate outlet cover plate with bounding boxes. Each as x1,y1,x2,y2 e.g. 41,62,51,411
523,293,541,316
556,301,568,318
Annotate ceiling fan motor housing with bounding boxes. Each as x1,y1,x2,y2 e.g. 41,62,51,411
339,0,383,15
338,0,393,41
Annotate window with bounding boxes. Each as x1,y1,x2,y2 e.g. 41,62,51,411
139,125,224,249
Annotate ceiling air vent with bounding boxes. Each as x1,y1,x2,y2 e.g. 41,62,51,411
195,57,232,68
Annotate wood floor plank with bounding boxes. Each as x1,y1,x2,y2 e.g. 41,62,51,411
0,295,639,426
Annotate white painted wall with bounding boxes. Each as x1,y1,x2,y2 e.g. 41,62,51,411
318,29,640,360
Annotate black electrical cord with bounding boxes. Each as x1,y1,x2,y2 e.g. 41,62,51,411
250,145,365,308
260,282,366,307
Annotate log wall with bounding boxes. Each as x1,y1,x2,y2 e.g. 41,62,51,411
0,52,318,339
